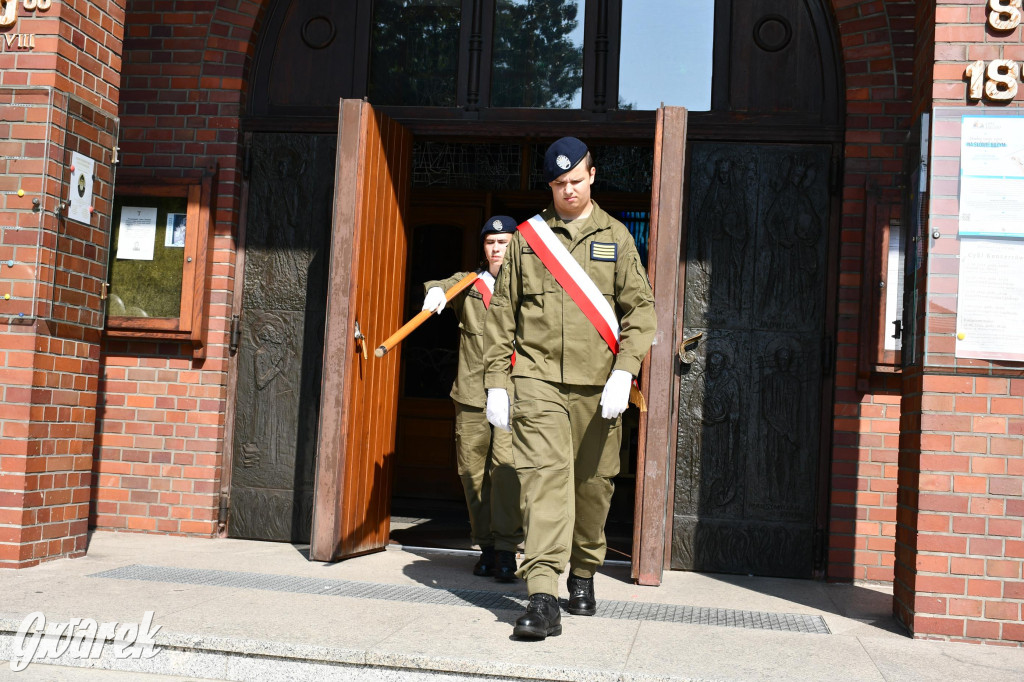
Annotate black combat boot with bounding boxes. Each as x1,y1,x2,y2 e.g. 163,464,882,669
473,546,496,577
513,593,562,639
566,574,596,616
494,550,517,582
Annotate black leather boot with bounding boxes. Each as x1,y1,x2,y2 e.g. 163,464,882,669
473,546,495,577
494,550,517,582
566,574,596,616
513,593,562,639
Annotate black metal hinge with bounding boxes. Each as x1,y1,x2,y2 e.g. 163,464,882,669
229,314,241,355
218,492,229,531
813,528,826,574
829,155,842,195
242,138,252,179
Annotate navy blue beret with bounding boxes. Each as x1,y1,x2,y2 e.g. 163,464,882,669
543,137,588,182
480,215,518,241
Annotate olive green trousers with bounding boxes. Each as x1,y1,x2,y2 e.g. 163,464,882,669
510,377,621,597
454,402,523,552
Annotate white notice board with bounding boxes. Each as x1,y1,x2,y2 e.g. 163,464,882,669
959,116,1024,237
955,237,1024,361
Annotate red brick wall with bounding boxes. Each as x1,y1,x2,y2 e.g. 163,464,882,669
0,1,125,567
894,0,1024,644
90,1,265,536
92,344,224,534
827,0,917,583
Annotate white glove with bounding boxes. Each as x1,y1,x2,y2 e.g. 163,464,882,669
486,388,511,432
600,369,632,420
422,287,446,314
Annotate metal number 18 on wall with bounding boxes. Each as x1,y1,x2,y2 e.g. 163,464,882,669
1,1,53,29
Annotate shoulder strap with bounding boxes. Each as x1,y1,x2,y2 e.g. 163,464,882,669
516,215,620,353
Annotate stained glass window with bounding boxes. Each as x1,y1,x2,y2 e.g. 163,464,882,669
412,142,522,190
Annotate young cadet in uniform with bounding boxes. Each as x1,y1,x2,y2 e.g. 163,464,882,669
482,138,656,639
421,216,523,582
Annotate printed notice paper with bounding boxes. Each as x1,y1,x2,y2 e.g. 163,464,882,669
67,152,95,224
116,206,158,261
164,213,186,247
955,237,1024,361
959,116,1024,237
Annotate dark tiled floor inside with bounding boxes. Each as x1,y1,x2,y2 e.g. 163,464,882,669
389,497,633,560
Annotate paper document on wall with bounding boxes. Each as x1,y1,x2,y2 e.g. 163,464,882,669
116,206,158,260
959,116,1024,237
955,237,1024,361
67,152,95,224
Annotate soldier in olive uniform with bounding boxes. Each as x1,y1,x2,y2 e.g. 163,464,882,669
483,137,657,639
422,216,523,582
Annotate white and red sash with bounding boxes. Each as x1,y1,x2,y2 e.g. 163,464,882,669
474,271,515,366
516,214,620,353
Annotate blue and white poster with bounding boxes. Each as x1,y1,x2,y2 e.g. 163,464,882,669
959,115,1024,237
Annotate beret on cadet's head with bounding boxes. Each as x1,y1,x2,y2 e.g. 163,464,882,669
480,215,518,242
544,136,588,182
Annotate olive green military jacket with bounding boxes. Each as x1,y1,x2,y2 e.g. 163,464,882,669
482,201,656,389
424,271,493,408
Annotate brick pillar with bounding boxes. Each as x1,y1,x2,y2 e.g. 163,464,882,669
0,2,124,567
894,0,1024,643
896,372,1024,642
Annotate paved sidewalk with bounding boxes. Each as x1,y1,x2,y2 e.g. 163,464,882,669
1,531,1023,681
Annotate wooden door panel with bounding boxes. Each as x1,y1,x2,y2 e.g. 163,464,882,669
312,101,412,561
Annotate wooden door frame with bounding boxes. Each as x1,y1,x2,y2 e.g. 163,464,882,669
218,132,255,538
310,101,364,561
632,107,687,586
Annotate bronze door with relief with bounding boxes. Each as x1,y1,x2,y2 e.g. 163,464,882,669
673,142,835,578
228,132,336,542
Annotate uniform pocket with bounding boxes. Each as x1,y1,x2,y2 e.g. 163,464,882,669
461,293,486,335
587,257,616,297
520,252,548,295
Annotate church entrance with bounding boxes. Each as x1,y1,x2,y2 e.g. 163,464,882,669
389,140,655,561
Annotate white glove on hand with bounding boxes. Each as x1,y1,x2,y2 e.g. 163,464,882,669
422,287,447,314
486,388,511,432
600,369,633,420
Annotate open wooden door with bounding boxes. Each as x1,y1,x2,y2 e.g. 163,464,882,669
632,106,687,585
311,100,412,562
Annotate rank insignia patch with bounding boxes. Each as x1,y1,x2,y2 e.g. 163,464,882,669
590,242,617,261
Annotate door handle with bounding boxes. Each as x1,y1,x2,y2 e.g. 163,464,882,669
354,320,368,360
678,332,703,365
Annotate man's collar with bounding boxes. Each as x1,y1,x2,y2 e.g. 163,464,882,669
543,201,608,241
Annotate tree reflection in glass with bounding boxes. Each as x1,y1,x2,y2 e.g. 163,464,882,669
368,0,461,106
491,0,583,108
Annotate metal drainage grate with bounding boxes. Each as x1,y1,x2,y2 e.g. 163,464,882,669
89,564,830,635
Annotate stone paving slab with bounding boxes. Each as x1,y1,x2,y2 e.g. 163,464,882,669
0,532,1022,681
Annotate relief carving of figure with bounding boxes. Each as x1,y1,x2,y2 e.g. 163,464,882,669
250,317,291,467
760,346,801,503
761,157,821,323
696,157,751,319
246,145,316,311
692,349,742,509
